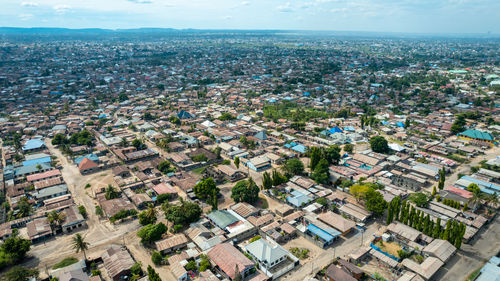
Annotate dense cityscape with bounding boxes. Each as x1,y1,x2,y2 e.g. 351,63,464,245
0,29,499,281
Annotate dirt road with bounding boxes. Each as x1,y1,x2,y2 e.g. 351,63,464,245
26,141,142,274
434,215,500,281
281,221,381,281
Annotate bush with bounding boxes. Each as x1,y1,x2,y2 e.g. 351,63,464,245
110,209,137,223
78,205,88,219
185,260,198,271
137,223,167,244
130,262,143,276
152,251,163,265
249,235,261,243
156,193,171,204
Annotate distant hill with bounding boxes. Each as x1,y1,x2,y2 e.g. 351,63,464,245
0,27,498,39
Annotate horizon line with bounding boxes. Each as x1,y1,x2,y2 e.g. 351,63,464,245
0,26,499,37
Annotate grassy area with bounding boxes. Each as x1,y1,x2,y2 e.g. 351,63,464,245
53,257,79,269
192,166,206,174
290,248,310,259
375,241,402,258
253,196,269,209
465,267,482,281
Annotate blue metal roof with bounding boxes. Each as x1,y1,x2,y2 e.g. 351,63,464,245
462,176,500,192
328,127,343,134
23,157,51,167
307,224,339,242
291,144,307,154
75,154,99,165
22,139,46,151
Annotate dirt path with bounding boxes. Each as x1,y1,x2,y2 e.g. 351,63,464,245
27,141,142,274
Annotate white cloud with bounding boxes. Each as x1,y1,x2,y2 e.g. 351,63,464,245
53,4,71,14
19,13,34,20
330,7,347,13
240,1,249,6
223,15,233,20
21,2,39,7
277,2,294,12
128,0,153,3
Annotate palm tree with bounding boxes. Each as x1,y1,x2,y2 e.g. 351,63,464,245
143,204,158,223
485,192,498,209
468,190,483,208
72,234,90,261
47,211,66,231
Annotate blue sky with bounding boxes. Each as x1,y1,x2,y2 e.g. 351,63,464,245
2,0,499,34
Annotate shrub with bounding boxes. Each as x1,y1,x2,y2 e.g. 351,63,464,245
151,251,163,265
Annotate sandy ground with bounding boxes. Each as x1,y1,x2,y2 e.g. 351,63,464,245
24,141,147,279
359,258,398,281
434,215,500,281
281,220,382,281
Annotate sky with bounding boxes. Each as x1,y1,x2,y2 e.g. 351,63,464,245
1,0,499,34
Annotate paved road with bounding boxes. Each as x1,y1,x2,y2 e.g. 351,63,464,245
434,215,500,281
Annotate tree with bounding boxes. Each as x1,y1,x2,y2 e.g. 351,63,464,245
130,262,143,277
0,235,31,268
105,185,120,200
138,205,158,226
72,234,90,261
95,205,104,218
47,210,66,230
311,159,330,184
262,172,273,189
409,193,429,207
433,218,442,238
282,158,304,177
349,184,372,202
1,266,38,281
451,114,466,134
272,169,287,186
78,205,88,219
185,260,198,271
163,199,202,225
151,251,163,265
234,156,240,168
405,118,411,128
199,254,211,271
468,187,483,207
343,143,354,154
231,178,260,204
157,160,174,174
17,196,32,218
316,197,328,206
438,167,446,190
309,147,322,170
132,138,146,150
147,265,162,281
432,186,437,196
324,145,341,165
365,189,388,217
193,178,219,208
137,223,167,245
369,136,389,153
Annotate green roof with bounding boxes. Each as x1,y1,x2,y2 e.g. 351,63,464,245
207,210,239,229
459,129,493,141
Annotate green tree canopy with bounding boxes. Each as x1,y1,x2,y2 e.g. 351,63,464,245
282,158,304,177
231,178,260,204
369,136,389,153
137,223,167,244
